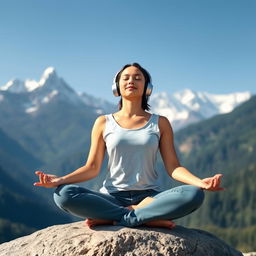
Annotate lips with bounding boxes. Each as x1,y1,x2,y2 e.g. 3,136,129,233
126,86,136,90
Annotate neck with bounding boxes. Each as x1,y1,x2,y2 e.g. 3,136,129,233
119,97,144,117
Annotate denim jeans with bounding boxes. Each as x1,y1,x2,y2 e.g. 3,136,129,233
53,184,204,227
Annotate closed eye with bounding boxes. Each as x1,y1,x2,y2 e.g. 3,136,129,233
122,75,142,81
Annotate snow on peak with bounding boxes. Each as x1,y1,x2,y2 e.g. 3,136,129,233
0,67,58,93
0,79,26,93
205,91,251,113
24,79,39,92
174,89,195,102
44,66,55,76
39,67,56,87
150,89,252,130
0,67,84,115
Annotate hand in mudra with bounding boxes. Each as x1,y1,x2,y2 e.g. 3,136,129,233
201,174,224,191
34,171,62,188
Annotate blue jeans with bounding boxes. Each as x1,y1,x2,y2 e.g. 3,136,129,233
53,184,204,227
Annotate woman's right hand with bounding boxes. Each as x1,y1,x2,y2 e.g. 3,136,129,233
201,174,224,191
34,171,63,188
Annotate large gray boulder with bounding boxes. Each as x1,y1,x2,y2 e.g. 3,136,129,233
0,221,242,256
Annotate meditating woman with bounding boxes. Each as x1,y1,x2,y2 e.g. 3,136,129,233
34,63,223,229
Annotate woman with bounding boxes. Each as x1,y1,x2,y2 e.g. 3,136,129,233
34,63,223,229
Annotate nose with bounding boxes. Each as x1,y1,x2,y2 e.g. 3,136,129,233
128,76,135,84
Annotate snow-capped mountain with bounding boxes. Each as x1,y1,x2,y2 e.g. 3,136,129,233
149,89,252,130
2,67,63,93
0,67,252,130
0,67,94,114
0,67,104,164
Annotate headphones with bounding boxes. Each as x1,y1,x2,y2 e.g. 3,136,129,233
112,71,153,97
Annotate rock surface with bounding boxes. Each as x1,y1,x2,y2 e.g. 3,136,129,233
0,221,243,256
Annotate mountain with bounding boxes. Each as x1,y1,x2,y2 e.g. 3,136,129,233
0,68,101,163
79,92,116,114
0,67,116,115
174,95,256,177
0,66,252,182
0,128,72,243
0,164,72,243
0,67,252,178
1,67,251,131
0,127,45,205
1,67,92,114
150,89,251,130
173,95,256,251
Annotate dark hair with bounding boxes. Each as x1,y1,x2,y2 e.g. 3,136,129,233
115,63,151,111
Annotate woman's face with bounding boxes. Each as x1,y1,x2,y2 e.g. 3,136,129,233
118,66,146,98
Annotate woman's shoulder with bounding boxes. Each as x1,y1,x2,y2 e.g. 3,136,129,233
95,114,107,122
156,114,173,133
93,115,107,129
153,114,170,124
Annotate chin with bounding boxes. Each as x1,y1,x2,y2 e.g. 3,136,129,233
122,95,143,100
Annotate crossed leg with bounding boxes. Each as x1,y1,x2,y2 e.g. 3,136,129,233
54,184,204,229
85,197,176,229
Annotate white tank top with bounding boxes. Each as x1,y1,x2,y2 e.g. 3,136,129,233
100,113,161,193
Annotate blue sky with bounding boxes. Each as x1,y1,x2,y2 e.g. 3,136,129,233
0,0,255,103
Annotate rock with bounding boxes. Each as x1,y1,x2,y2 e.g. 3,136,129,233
0,221,243,256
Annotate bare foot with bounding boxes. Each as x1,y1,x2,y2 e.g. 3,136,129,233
85,206,134,228
126,198,175,229
144,219,176,229
85,218,114,228
128,197,155,210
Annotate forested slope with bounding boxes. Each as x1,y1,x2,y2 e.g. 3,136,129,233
174,96,256,251
0,128,72,244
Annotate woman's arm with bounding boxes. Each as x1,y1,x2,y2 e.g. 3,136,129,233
158,116,223,191
34,115,106,188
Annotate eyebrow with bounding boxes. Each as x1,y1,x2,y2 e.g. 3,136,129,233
122,73,142,76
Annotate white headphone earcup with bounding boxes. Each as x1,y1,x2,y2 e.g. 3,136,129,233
112,83,120,97
146,82,153,96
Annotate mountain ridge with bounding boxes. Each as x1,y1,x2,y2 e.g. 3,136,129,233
0,67,252,130
150,89,251,130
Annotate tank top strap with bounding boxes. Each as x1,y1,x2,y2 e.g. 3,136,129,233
149,114,160,137
151,113,159,124
103,114,116,139
105,114,117,127
104,114,112,125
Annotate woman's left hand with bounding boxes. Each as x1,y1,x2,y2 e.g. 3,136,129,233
201,174,224,191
